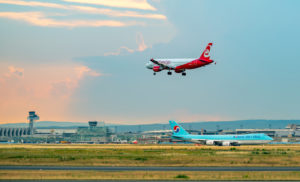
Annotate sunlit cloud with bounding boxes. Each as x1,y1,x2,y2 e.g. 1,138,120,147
0,0,67,9
5,66,24,78
70,5,166,19
0,63,101,123
0,0,166,20
51,66,101,99
75,66,102,79
104,46,135,56
136,32,148,51
104,32,148,56
63,0,157,11
0,12,139,27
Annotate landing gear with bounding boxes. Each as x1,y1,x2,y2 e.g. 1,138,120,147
182,72,186,76
167,71,172,75
153,72,156,75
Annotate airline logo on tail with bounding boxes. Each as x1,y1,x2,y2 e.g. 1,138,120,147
173,126,180,133
204,50,210,58
200,43,213,61
169,120,190,136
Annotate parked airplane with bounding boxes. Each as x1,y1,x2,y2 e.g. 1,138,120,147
169,120,273,146
146,43,214,76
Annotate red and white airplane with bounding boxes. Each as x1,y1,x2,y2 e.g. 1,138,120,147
146,43,214,76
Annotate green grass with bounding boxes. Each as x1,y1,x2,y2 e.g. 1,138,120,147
175,174,189,179
0,144,299,166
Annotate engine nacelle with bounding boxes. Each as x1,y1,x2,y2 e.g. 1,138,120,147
153,66,162,72
206,140,215,145
222,141,231,146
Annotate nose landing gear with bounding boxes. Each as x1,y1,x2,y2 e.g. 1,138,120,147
182,72,186,76
153,72,156,75
167,71,172,75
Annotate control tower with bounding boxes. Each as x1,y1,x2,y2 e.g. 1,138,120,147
88,121,98,130
27,111,39,135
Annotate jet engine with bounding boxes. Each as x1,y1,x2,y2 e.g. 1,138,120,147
153,66,162,72
222,141,231,146
206,140,215,145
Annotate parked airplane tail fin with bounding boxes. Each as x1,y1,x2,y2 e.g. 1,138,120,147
199,43,213,61
169,120,190,136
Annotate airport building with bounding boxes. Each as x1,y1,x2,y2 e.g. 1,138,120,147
0,111,38,138
137,130,172,144
235,127,300,142
1,111,300,144
0,112,116,143
31,121,115,144
0,128,30,137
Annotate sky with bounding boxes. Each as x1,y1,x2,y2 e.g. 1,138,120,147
0,0,300,124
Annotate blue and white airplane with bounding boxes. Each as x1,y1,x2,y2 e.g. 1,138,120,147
169,120,273,146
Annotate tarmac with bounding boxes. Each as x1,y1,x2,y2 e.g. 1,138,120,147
1,166,300,171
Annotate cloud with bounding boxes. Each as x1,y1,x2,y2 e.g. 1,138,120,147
63,0,157,11
70,5,166,19
136,32,148,51
0,12,140,27
0,0,166,20
0,0,67,9
0,63,101,123
51,65,101,98
75,66,102,79
104,32,148,56
6,66,24,78
104,46,135,56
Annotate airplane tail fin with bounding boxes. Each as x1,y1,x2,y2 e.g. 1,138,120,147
199,43,213,61
169,120,190,136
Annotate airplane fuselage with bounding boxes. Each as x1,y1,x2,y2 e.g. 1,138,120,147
146,43,214,76
169,120,273,146
173,133,273,146
146,58,212,71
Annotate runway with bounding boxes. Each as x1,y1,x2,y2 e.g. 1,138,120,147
1,166,300,171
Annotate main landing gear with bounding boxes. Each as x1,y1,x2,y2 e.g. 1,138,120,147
153,71,186,76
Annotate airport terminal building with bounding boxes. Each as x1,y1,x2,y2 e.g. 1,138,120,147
1,111,300,144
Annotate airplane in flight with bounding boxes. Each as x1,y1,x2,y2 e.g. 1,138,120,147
169,120,273,146
146,43,214,76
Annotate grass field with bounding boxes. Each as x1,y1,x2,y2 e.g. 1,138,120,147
1,170,300,180
0,144,300,166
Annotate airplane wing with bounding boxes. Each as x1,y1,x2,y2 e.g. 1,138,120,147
150,59,174,69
